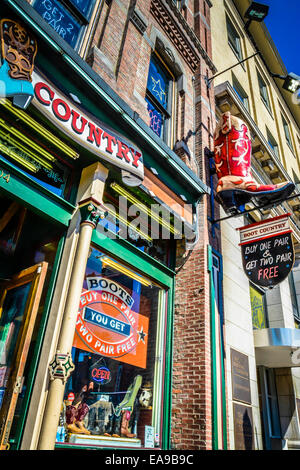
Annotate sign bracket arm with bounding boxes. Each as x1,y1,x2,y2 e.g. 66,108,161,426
208,192,300,225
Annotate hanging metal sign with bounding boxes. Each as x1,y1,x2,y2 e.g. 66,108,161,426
237,214,295,288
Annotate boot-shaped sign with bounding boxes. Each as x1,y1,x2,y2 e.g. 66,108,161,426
237,214,294,288
213,112,295,215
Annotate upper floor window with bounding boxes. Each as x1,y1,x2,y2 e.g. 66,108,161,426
257,72,271,111
289,270,300,324
281,114,294,151
145,53,174,144
266,127,280,159
32,0,97,49
232,73,249,111
226,17,242,61
250,283,267,330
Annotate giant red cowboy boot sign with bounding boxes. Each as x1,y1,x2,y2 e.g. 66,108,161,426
213,112,295,216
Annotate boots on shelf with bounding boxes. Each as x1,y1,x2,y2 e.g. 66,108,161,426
120,410,136,438
66,402,90,435
214,112,295,215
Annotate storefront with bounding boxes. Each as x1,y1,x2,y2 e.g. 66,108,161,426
0,1,208,450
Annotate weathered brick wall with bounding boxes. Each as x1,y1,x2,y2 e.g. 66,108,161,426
86,0,222,450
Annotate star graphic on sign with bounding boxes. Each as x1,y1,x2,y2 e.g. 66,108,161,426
137,326,147,343
151,77,166,103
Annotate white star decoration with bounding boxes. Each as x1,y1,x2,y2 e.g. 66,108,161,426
151,77,166,102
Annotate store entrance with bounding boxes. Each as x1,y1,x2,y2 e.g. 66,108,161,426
0,194,63,449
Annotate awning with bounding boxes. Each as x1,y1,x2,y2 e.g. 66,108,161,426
254,328,300,368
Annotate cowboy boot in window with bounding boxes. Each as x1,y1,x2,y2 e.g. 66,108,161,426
120,409,136,438
0,19,37,109
214,112,295,215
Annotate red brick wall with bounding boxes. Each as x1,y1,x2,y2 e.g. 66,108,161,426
86,0,223,450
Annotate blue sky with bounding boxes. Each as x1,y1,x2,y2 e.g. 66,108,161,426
261,0,300,74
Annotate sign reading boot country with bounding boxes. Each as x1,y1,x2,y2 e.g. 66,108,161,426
73,278,149,368
31,71,144,185
238,214,294,288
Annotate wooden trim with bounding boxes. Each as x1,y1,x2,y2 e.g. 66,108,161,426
0,262,48,450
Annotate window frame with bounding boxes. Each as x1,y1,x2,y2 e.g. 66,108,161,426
257,71,272,112
258,366,281,450
232,73,250,111
226,16,243,61
281,114,294,152
266,127,280,160
288,270,300,324
145,51,176,147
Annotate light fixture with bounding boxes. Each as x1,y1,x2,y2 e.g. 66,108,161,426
111,182,181,235
0,129,53,170
105,206,153,242
271,72,300,94
0,99,79,160
0,140,38,173
244,1,269,29
100,255,152,287
0,119,56,162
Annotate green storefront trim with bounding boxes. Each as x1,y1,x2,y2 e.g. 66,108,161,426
207,245,227,450
10,235,66,450
0,156,75,227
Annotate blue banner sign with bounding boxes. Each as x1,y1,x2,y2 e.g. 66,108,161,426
33,0,81,48
83,307,131,337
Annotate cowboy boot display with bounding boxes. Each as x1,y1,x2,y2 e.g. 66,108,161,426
104,375,142,438
120,409,136,438
0,19,37,109
65,402,90,435
213,112,295,215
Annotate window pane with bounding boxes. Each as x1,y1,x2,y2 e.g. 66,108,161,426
147,57,169,110
58,247,166,448
69,0,94,18
266,128,279,159
146,97,164,138
250,285,267,329
232,75,249,111
258,74,270,109
33,0,81,48
282,116,293,148
227,18,242,59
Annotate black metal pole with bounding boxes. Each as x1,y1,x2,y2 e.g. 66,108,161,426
206,52,260,88
210,192,300,225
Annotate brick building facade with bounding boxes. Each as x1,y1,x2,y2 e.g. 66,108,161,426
0,0,226,450
80,0,220,450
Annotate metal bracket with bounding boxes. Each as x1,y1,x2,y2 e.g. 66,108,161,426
210,192,300,225
49,351,75,384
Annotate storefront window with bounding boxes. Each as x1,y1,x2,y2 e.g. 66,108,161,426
58,246,167,448
250,284,267,330
0,194,63,448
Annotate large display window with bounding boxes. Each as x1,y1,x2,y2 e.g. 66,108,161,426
58,246,168,449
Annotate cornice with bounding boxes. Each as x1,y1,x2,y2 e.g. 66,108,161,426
150,0,217,73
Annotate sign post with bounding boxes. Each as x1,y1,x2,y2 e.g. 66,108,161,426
237,214,295,288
